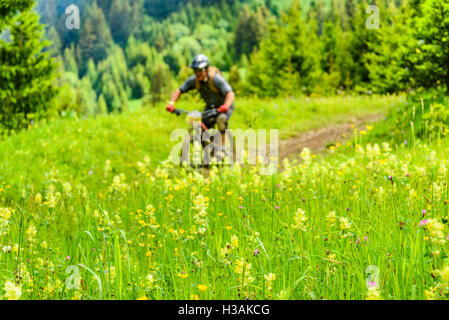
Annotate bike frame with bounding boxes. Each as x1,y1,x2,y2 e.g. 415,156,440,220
174,108,217,132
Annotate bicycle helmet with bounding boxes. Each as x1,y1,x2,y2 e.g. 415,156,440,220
190,54,210,69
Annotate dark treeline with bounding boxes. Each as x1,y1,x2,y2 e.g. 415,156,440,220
36,0,294,114
2,0,449,131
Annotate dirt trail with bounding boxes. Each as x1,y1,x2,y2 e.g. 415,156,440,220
198,113,383,176
278,113,383,161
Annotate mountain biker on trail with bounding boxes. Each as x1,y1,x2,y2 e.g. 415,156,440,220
166,54,235,159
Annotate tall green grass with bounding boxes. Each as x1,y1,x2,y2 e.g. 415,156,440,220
4,94,446,300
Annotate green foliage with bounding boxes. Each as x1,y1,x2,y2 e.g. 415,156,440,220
78,1,113,75
63,45,78,74
408,0,449,92
1,94,428,300
149,62,173,105
96,94,108,115
46,26,62,57
0,0,34,25
130,65,150,99
96,46,129,113
125,36,153,69
109,0,136,46
367,88,449,147
29,0,449,117
35,0,383,117
364,2,410,94
365,0,449,94
234,4,268,58
0,1,59,133
247,0,322,96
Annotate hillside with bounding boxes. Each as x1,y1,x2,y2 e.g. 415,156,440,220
2,94,449,300
3,0,449,302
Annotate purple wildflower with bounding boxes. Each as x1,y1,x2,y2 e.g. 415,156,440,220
419,219,429,227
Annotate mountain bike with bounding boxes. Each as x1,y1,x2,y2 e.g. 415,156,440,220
172,108,235,168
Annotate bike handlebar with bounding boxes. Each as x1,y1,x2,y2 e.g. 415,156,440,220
173,109,188,116
173,108,218,119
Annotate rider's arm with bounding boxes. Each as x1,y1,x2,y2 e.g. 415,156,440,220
167,75,195,110
222,91,235,109
217,91,234,114
169,89,182,105
214,74,234,112
166,89,181,113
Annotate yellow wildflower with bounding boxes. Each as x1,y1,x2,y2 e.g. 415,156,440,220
4,281,21,300
197,284,208,291
231,235,239,249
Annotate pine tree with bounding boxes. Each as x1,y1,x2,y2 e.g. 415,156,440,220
63,45,78,74
47,26,62,57
234,5,267,58
228,65,242,95
86,59,98,85
149,62,172,105
126,36,153,69
96,94,108,115
247,0,321,96
97,45,129,113
130,64,150,99
109,0,133,47
308,0,327,36
321,17,341,92
0,1,34,25
408,0,449,92
78,1,113,75
365,1,410,93
0,0,59,132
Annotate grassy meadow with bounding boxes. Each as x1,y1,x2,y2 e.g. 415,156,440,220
2,94,449,300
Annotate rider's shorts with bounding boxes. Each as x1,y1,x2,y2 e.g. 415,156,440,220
202,108,233,132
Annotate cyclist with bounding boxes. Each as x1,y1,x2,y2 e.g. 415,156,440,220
166,54,235,159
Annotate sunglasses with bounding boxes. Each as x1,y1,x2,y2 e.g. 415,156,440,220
194,68,206,74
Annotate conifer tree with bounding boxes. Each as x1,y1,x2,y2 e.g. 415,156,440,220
234,5,267,58
78,1,113,75
408,0,449,92
0,0,59,132
109,0,134,47
247,0,321,96
63,45,78,74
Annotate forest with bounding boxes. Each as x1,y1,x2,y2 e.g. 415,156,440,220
3,0,443,131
